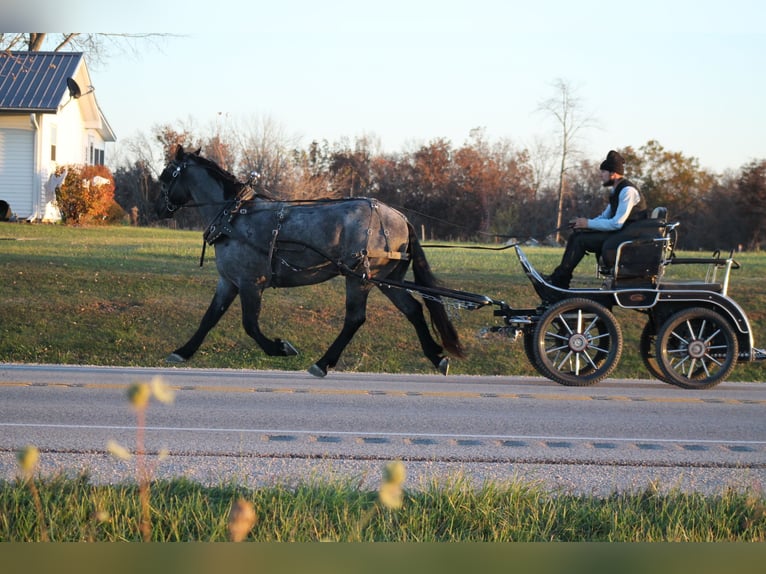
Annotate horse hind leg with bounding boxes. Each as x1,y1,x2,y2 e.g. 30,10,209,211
379,287,450,375
168,278,238,362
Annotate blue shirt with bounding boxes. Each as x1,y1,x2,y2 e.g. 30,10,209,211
587,184,642,232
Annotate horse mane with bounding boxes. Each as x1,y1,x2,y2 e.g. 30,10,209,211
185,152,247,200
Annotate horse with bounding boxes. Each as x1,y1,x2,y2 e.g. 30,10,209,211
155,145,464,377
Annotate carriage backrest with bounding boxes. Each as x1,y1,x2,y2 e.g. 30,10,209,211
609,206,676,286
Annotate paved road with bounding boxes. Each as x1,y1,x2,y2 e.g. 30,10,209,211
1,364,764,495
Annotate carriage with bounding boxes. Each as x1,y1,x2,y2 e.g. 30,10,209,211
383,225,765,390
158,147,765,390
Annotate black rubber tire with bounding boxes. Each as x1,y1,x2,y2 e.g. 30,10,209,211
639,320,669,383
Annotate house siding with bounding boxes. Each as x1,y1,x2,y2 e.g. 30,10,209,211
0,126,35,216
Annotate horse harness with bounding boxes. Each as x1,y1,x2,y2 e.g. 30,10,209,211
200,196,409,282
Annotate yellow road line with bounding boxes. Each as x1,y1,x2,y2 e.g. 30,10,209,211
0,381,761,405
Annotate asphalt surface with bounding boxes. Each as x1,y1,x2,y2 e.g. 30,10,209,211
1,363,764,495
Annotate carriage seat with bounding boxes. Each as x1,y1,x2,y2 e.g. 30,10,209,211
598,207,673,287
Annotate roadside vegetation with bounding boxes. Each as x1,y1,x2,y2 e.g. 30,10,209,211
3,472,764,541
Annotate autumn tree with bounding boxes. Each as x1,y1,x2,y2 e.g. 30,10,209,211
734,159,766,250
622,141,717,248
328,136,376,198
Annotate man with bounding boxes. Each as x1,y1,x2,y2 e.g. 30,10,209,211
547,150,647,289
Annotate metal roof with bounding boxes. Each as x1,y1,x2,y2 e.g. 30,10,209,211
0,51,83,112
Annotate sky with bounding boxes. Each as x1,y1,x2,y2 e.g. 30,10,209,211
5,0,766,172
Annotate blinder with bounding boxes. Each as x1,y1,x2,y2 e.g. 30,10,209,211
160,159,187,213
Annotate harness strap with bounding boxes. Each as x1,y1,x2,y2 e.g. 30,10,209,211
199,189,256,266
268,206,287,281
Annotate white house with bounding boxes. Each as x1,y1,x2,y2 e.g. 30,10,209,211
0,51,116,221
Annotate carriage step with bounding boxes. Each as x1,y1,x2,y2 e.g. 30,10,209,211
753,348,766,362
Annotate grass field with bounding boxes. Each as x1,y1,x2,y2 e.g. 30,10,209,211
1,222,765,381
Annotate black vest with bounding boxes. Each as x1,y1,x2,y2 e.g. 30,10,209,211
608,178,647,222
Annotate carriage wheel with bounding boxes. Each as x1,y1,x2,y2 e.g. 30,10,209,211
523,329,538,368
639,320,669,383
532,298,623,387
655,307,738,390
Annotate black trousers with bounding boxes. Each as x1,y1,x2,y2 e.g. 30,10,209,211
550,230,613,287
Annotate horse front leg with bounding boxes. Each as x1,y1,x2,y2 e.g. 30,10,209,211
239,285,299,357
309,280,371,377
167,278,238,362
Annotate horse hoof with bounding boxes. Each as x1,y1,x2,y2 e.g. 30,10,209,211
281,340,299,356
438,357,450,376
308,364,327,378
166,353,186,364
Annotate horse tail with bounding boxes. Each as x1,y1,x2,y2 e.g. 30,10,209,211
407,223,465,358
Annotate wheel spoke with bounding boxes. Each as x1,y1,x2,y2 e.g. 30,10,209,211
703,328,722,345
686,319,699,340
555,350,574,371
667,347,688,356
671,354,690,372
556,314,575,335
702,351,724,367
670,330,690,346
546,330,570,343
588,344,610,354
545,341,570,354
581,349,598,370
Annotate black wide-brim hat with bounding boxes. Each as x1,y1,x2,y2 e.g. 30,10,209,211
600,150,625,174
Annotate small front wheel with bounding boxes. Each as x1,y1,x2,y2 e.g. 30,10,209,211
655,307,738,389
532,298,623,386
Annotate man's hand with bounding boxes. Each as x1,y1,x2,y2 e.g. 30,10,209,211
569,217,589,230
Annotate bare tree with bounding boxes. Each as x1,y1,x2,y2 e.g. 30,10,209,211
537,79,596,242
235,115,302,198
525,135,557,200
0,33,174,67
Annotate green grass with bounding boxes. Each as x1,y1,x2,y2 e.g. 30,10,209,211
1,222,764,380
2,474,764,541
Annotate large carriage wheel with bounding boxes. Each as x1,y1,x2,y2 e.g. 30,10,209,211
639,320,669,383
655,307,738,390
532,298,623,387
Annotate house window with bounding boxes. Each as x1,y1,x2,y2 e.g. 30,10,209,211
50,125,57,161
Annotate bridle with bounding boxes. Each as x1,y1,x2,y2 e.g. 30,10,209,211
160,159,187,213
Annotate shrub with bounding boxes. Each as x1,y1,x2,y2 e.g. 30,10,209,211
55,164,125,225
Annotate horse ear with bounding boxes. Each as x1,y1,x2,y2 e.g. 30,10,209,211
175,145,185,160
193,148,201,156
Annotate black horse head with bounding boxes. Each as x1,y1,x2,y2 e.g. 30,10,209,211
156,145,254,219
155,145,199,219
